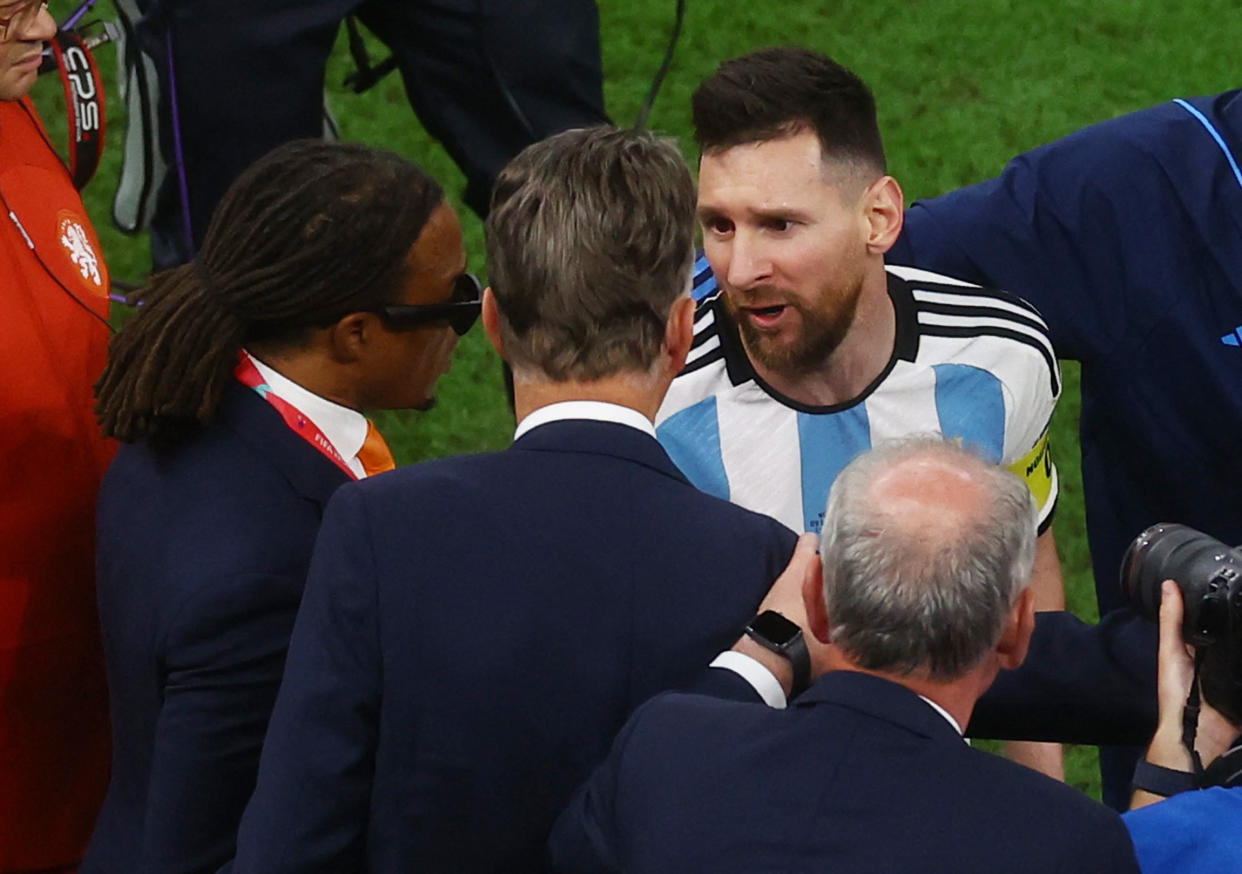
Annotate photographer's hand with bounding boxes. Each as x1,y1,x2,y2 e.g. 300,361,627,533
1131,581,1240,810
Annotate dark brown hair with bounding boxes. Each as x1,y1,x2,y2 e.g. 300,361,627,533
692,46,886,174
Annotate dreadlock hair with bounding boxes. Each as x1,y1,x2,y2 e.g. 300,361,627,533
96,139,444,447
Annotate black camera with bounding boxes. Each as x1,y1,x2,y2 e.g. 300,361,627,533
1121,523,1242,723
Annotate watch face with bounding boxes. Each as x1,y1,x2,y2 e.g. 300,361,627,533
747,610,801,646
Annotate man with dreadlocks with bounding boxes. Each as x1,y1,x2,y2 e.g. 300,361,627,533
0,3,115,871
84,139,477,873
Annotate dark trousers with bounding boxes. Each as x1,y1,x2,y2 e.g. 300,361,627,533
136,0,609,267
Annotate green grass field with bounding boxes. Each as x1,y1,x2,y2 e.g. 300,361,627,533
32,0,1242,800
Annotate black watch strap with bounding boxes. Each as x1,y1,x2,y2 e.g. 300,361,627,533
1131,759,1198,797
744,610,811,699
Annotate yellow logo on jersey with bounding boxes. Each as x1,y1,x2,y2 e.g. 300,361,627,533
1006,429,1053,511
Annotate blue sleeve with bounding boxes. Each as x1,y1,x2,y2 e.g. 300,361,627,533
229,486,383,872
890,120,1166,364
1124,788,1242,873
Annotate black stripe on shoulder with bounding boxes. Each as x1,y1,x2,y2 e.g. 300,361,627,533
919,324,1061,397
909,279,1044,320
916,300,1049,336
690,324,717,351
679,345,725,376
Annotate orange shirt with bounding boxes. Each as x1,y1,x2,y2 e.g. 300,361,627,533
0,97,115,872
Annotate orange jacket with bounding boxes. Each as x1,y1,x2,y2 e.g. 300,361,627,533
0,97,114,872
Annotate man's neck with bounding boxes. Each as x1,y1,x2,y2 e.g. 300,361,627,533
249,346,361,411
825,651,995,734
749,267,896,408
513,372,666,425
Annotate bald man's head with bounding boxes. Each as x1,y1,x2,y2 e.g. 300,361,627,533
819,437,1037,680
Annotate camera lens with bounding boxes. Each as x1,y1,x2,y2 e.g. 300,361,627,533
1121,523,1242,645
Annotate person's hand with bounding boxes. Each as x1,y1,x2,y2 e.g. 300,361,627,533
1133,581,1242,809
1154,580,1195,737
731,533,832,696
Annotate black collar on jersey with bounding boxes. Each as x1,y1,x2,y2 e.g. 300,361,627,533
711,270,920,415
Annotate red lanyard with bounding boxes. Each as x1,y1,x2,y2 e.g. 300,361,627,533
234,351,358,480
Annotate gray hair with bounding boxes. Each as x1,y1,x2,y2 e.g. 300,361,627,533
484,125,697,381
820,436,1037,681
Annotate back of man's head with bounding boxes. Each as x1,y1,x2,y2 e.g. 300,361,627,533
484,125,696,382
820,437,1037,681
691,46,886,176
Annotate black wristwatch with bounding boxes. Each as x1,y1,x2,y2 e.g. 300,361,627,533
744,610,811,699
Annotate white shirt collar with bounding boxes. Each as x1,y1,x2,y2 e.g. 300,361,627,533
247,352,370,478
513,400,656,441
918,694,965,737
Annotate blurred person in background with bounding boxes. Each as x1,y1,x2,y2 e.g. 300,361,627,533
130,0,610,267
0,1,116,870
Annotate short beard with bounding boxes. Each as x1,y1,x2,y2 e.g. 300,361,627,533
728,282,863,377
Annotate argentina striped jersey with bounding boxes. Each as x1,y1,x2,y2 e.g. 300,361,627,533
655,257,1061,534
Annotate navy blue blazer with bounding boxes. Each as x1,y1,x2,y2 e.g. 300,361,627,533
891,90,1242,613
885,93,1242,803
85,383,350,874
550,670,1141,873
228,419,796,873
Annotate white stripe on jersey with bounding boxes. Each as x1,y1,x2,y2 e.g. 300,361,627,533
913,288,1049,329
716,390,804,532
658,265,1060,534
862,362,941,445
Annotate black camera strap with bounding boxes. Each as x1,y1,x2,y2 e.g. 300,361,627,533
1181,649,1208,782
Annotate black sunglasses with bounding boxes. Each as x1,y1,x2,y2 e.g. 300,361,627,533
375,273,482,336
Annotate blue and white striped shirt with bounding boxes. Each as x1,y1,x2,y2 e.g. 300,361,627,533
656,259,1060,534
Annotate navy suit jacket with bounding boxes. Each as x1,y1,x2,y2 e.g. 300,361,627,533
883,94,1242,757
85,384,350,874
550,670,1141,873
228,419,796,872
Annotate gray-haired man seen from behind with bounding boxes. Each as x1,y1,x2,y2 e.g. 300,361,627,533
226,126,800,873
550,436,1141,874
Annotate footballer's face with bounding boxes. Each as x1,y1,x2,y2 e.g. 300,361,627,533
354,201,468,413
0,1,54,102
696,129,876,377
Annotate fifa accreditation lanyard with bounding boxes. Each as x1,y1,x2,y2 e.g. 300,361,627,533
234,350,362,480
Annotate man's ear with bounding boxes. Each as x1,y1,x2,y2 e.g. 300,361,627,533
803,552,829,644
481,287,507,360
324,312,372,364
996,587,1036,671
863,175,904,256
663,295,696,374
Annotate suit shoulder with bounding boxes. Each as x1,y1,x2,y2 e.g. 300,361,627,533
622,690,775,752
967,747,1132,843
